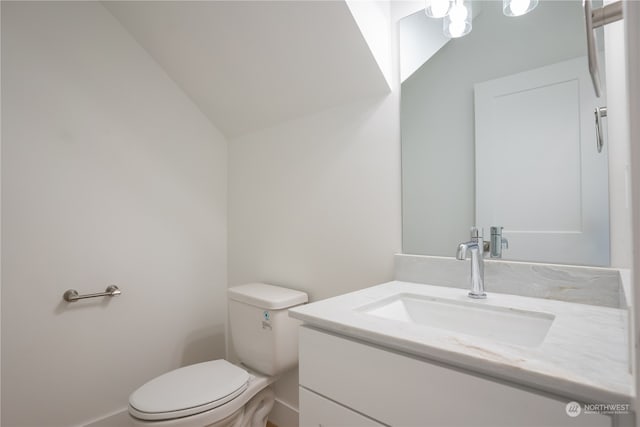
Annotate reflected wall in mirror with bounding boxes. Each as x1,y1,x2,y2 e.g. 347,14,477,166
400,1,617,266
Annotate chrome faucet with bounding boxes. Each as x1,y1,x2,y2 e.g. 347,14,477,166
456,227,486,299
456,226,509,299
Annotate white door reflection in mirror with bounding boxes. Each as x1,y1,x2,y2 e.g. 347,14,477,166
475,56,609,266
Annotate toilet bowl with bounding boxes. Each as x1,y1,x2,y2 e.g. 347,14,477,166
128,283,307,427
129,361,274,427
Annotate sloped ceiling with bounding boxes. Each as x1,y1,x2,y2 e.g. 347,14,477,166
104,1,390,139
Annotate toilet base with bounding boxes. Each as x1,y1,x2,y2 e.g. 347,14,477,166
221,388,274,427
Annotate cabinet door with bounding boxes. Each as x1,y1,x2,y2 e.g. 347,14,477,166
299,326,612,427
299,387,385,427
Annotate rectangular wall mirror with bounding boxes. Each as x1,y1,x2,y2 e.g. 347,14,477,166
400,0,621,267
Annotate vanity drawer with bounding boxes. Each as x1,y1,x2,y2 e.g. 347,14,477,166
299,326,611,427
299,387,385,427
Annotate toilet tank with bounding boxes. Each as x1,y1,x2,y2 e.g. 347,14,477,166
228,283,308,376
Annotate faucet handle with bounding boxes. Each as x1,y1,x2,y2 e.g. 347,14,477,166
470,226,481,241
489,226,508,258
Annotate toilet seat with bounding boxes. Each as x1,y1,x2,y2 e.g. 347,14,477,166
129,360,250,421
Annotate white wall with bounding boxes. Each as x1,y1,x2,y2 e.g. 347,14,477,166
227,4,404,424
345,0,393,88
604,11,632,269
0,2,3,423
624,0,640,414
1,2,228,426
228,92,401,424
228,94,401,300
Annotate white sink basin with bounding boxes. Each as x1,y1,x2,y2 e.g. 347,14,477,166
358,293,554,347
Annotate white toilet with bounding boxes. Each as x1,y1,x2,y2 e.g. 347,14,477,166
128,283,308,427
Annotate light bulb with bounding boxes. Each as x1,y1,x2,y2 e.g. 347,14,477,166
503,0,538,17
443,0,471,39
425,0,450,18
449,2,468,22
448,20,466,38
510,0,531,16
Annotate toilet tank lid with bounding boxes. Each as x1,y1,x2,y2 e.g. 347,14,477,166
228,283,308,309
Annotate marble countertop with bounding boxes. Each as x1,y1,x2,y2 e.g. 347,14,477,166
289,281,632,404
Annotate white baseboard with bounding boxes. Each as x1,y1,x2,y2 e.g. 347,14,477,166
269,398,299,427
81,397,299,427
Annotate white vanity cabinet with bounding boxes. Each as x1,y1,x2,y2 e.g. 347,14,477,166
298,326,612,427
300,387,385,427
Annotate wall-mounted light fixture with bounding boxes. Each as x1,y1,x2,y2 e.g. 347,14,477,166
424,0,538,39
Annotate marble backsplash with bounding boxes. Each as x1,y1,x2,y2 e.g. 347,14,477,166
395,254,627,309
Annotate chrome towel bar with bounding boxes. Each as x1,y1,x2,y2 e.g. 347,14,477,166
584,0,624,98
63,285,121,302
